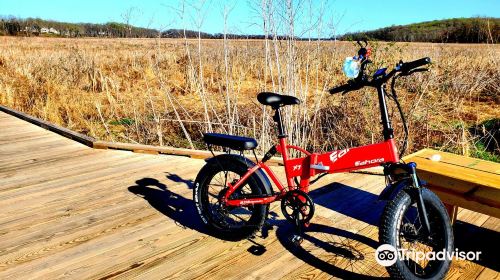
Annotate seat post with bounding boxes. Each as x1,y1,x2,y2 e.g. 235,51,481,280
273,107,287,138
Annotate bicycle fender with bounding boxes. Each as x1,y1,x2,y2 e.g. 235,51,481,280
204,154,273,196
378,178,428,201
378,178,411,201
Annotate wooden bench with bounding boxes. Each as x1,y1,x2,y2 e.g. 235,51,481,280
404,148,500,224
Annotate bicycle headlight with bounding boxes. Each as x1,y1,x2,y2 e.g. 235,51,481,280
343,57,361,79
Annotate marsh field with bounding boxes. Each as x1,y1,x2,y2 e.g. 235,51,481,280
0,36,498,160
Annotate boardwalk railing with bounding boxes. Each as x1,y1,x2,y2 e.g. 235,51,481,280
0,105,95,147
0,105,283,164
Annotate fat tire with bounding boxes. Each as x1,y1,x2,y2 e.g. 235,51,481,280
193,156,268,240
379,187,454,280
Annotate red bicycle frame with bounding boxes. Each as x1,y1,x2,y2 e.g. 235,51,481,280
223,136,399,207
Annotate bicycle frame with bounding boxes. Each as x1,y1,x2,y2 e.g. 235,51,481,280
224,137,399,207
223,81,400,207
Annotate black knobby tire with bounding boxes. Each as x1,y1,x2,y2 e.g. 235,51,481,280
379,187,454,280
193,156,268,240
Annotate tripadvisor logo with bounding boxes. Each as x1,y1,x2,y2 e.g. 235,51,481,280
375,244,398,266
375,244,481,267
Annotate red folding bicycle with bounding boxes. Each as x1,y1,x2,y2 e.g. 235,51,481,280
194,42,454,279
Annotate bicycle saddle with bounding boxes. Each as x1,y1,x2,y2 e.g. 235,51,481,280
257,92,301,108
203,133,258,150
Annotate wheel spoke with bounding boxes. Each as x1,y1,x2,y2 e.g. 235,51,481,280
395,197,449,277
200,169,260,231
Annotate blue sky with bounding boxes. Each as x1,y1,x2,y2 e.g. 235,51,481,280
2,0,499,36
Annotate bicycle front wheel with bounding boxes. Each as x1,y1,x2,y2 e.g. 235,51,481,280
379,187,454,280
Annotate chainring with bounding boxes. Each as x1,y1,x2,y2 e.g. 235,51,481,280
280,189,315,225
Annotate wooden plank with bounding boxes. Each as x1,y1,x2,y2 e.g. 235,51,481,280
412,149,500,175
478,216,500,232
0,151,135,189
0,162,203,278
476,268,499,280
0,106,95,147
0,147,97,173
429,185,500,219
457,209,491,227
404,149,500,190
0,133,55,145
415,160,499,190
0,151,193,199
0,161,199,277
0,133,76,151
0,158,200,221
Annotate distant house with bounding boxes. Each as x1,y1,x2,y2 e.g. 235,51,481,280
20,26,38,33
49,27,59,34
39,27,60,35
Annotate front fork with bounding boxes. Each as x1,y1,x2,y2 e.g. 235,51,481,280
408,163,431,235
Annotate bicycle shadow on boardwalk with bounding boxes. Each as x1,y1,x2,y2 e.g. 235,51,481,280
128,176,260,242
309,182,385,227
165,172,194,189
309,181,500,272
276,223,388,279
128,177,203,231
279,182,389,279
129,175,500,274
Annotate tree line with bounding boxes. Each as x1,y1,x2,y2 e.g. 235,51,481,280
1,16,498,43
0,16,159,38
0,16,299,40
0,16,290,39
341,17,499,43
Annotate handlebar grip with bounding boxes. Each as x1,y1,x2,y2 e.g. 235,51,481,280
401,57,431,72
329,84,351,94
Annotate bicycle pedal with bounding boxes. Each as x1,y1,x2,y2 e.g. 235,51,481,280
290,234,303,246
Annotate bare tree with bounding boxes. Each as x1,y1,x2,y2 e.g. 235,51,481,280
121,7,138,37
190,0,214,132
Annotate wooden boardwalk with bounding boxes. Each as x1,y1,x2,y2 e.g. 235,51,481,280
0,110,498,279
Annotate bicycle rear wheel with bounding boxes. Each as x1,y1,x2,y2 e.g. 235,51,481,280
194,156,268,240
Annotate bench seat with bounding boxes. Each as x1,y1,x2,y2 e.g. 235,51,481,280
404,148,500,223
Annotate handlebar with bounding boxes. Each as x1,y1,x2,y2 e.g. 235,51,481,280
329,83,353,94
329,57,431,95
399,57,431,73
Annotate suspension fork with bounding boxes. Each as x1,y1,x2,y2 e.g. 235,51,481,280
408,162,431,235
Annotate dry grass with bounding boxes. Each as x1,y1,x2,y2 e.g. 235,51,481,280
0,36,498,159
